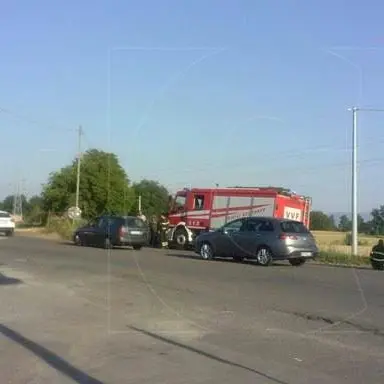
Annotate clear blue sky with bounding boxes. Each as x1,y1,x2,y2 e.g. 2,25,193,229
1,0,383,213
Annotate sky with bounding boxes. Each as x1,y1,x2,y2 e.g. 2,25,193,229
1,0,384,213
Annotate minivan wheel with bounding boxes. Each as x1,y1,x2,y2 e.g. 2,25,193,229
200,242,214,260
289,258,306,266
256,246,273,266
74,234,82,246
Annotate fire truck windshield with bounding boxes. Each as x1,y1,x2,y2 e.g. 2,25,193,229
170,194,186,213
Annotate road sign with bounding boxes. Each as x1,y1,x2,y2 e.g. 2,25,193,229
67,206,82,219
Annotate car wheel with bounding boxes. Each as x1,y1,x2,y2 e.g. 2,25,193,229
200,242,214,260
133,245,142,250
256,246,273,266
74,233,82,246
6,230,14,237
174,227,189,249
289,258,306,266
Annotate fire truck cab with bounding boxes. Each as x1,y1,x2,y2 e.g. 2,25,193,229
167,187,311,249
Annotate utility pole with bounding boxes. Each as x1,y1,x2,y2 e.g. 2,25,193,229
12,178,24,220
348,107,384,256
351,107,358,256
75,126,83,209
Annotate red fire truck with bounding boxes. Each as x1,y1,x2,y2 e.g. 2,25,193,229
167,187,311,249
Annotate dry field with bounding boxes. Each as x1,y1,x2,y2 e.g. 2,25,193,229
15,227,61,240
312,230,381,256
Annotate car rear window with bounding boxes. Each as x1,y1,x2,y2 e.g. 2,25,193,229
123,217,146,228
0,212,11,218
280,221,309,233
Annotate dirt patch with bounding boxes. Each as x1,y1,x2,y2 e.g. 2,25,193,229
15,228,62,241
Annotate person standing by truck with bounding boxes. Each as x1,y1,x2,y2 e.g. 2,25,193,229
137,210,146,222
370,239,384,270
149,215,158,247
157,213,169,249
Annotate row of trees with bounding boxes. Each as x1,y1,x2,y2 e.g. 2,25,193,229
1,148,383,235
0,194,44,224
1,149,170,224
309,210,384,235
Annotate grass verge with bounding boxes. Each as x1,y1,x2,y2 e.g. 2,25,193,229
45,216,86,240
317,250,370,267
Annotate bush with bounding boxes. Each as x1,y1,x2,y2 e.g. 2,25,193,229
45,216,87,240
318,251,370,266
343,233,369,246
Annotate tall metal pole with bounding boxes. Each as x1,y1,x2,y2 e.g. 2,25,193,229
351,107,358,256
75,126,83,209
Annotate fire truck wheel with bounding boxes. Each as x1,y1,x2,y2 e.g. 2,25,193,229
200,242,214,260
174,228,188,249
256,246,273,266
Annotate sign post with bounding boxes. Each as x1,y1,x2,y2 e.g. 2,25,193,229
67,206,82,220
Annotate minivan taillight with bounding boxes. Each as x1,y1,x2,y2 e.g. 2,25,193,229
119,226,127,237
279,233,298,240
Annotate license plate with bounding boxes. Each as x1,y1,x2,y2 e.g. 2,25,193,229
130,230,142,235
301,252,312,257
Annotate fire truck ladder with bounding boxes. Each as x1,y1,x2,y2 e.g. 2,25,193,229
303,197,312,228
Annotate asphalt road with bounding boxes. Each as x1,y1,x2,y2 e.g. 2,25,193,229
1,235,383,383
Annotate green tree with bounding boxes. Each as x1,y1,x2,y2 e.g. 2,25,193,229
41,149,134,219
25,195,44,224
338,214,351,231
370,205,384,235
132,179,169,217
329,214,336,230
0,194,29,213
309,211,335,230
356,214,372,234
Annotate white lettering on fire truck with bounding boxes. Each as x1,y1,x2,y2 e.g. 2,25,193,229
227,207,267,222
284,207,302,221
188,220,202,227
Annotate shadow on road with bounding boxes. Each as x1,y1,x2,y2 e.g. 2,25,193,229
129,325,289,384
165,252,289,267
0,273,23,286
57,240,74,246
59,241,148,251
0,324,104,384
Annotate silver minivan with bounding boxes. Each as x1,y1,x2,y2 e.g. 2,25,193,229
194,216,319,266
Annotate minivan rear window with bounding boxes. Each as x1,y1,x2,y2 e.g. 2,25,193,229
280,221,309,233
124,217,146,228
0,212,11,218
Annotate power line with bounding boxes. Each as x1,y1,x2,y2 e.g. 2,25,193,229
0,106,74,133
158,157,384,192
146,138,384,177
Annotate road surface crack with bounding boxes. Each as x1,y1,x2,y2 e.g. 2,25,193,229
277,310,384,337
